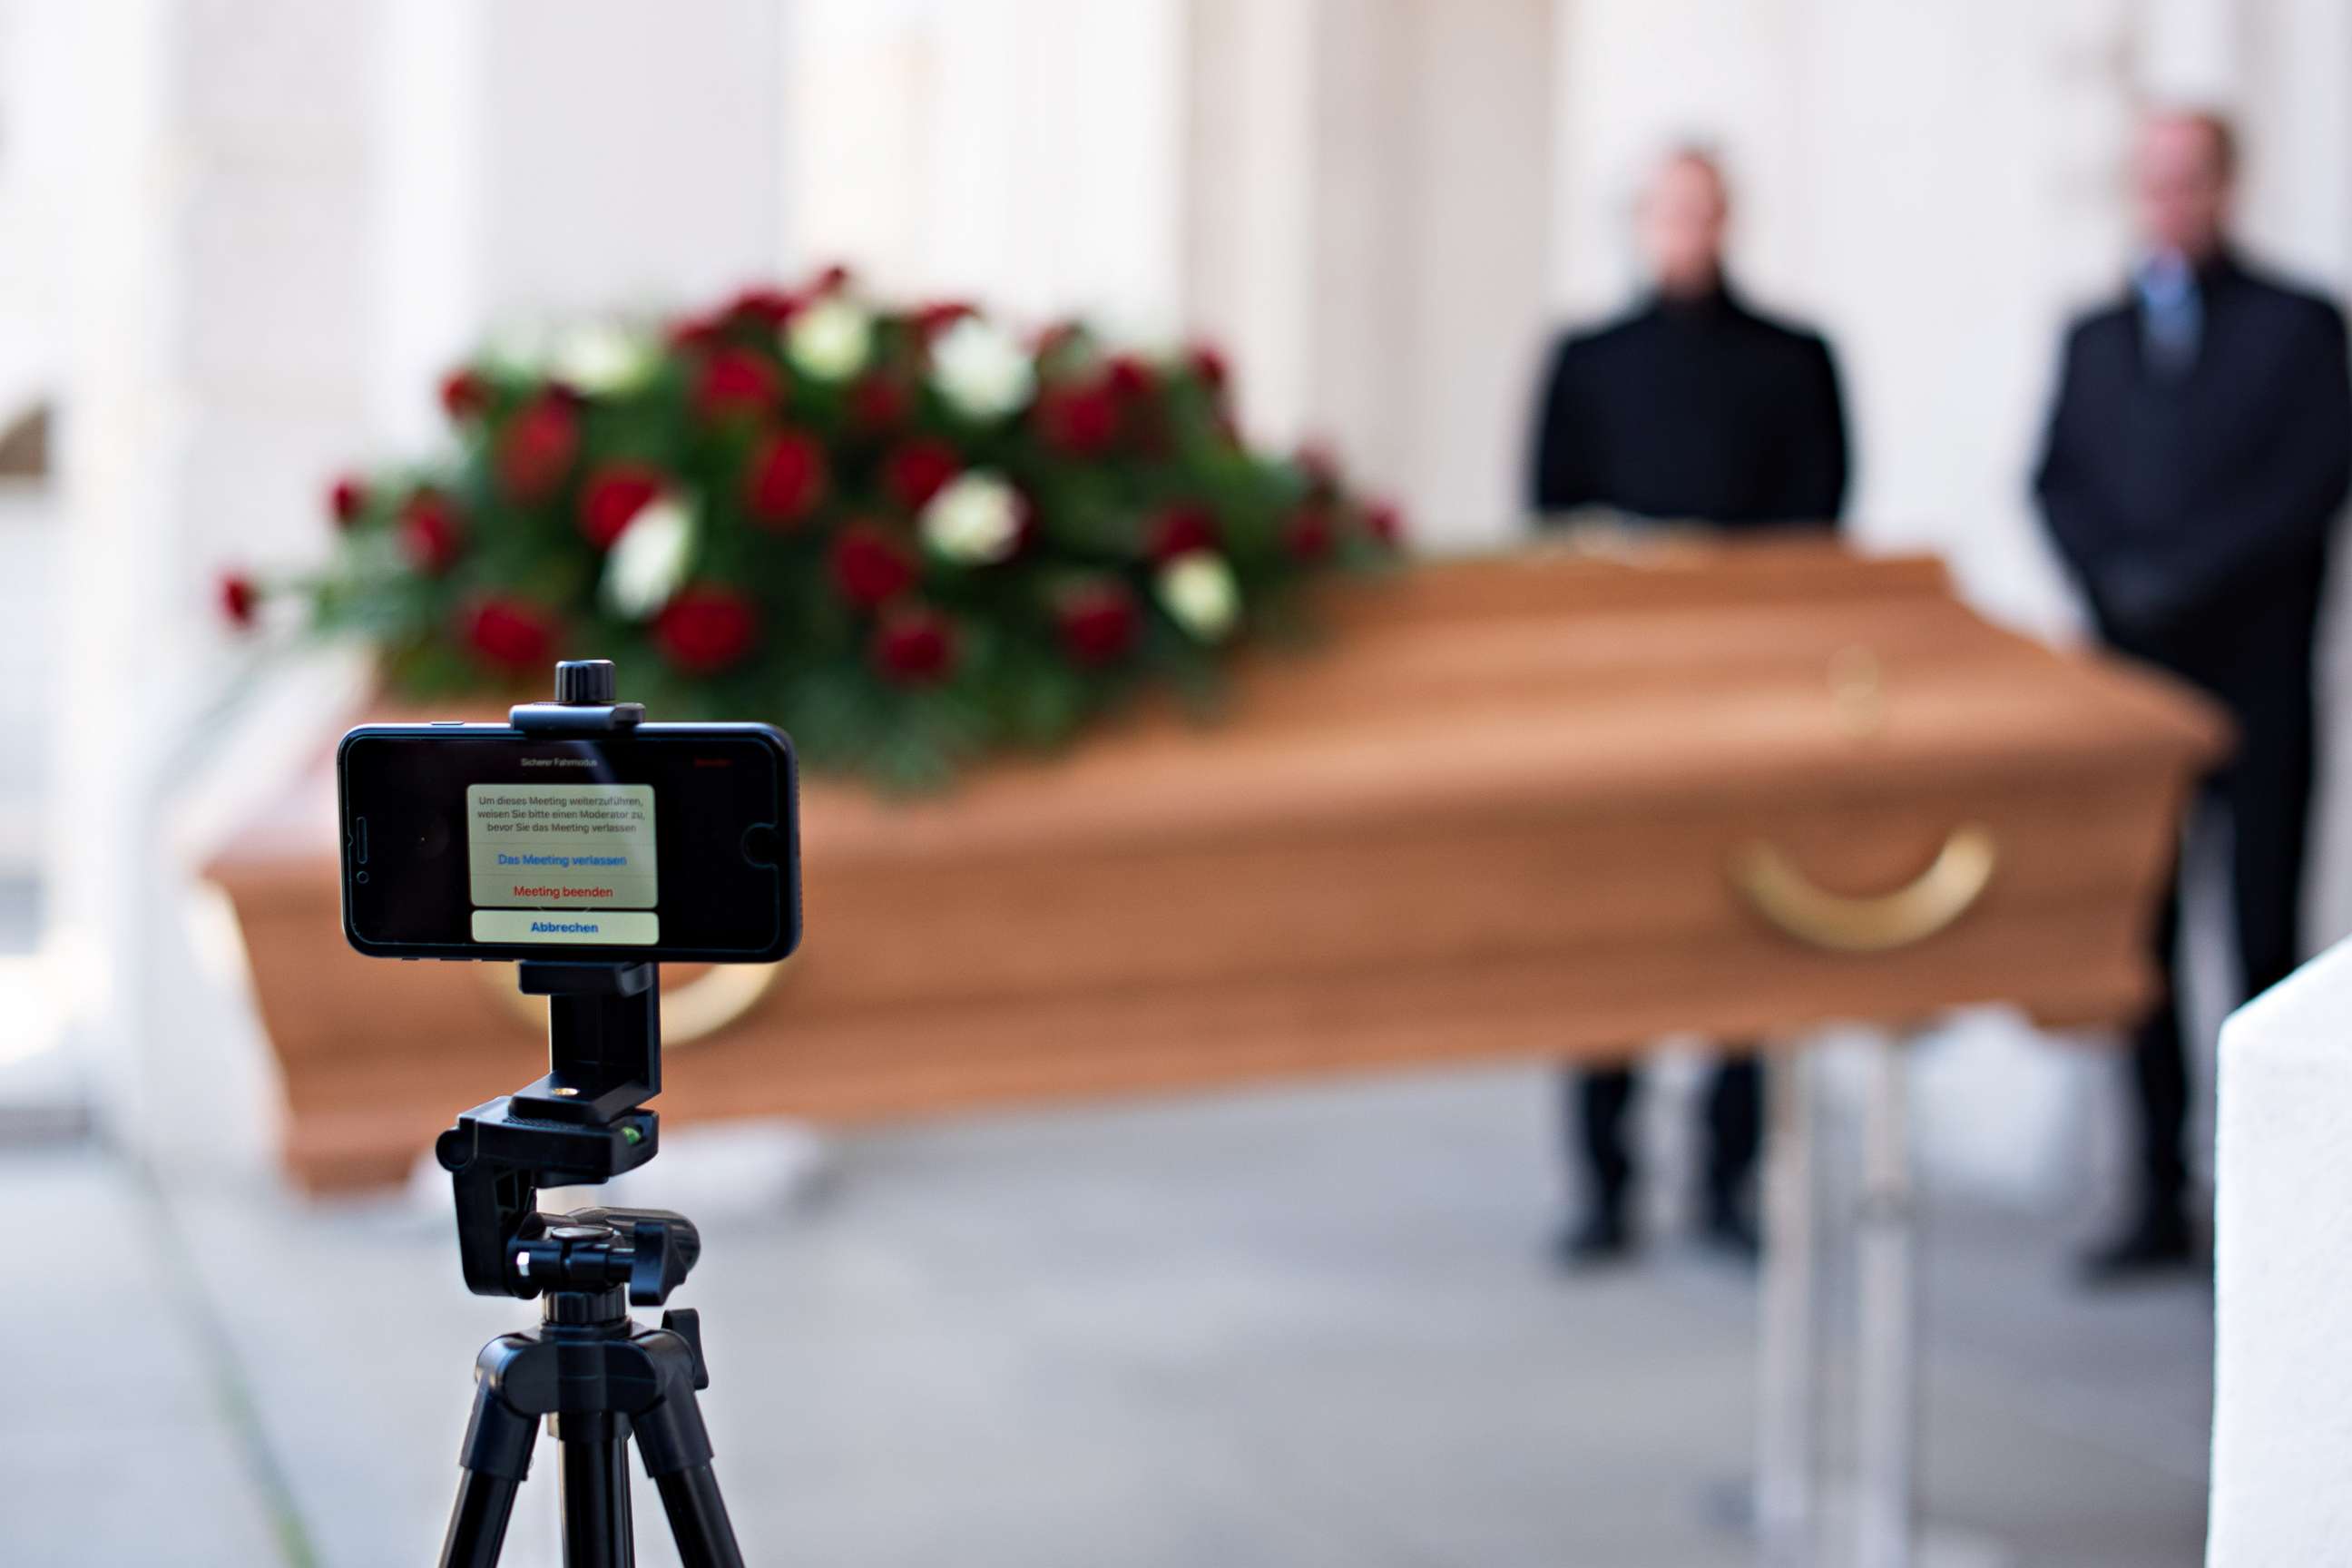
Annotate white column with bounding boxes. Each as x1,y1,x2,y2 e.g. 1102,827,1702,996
473,0,790,327
47,0,179,1144
1396,0,1556,549
49,0,382,1153
1181,0,1320,443
788,0,1183,331
2237,0,2352,314
371,0,485,449
1183,0,1554,550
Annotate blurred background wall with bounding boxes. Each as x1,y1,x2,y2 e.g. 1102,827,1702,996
5,0,2350,1193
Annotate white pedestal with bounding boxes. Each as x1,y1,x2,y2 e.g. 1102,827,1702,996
2209,936,2352,1564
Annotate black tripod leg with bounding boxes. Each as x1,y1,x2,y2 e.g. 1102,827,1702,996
441,1370,539,1568
556,1415,635,1568
632,1335,745,1568
652,1467,744,1568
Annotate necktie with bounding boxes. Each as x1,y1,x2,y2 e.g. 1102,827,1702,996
2138,256,2201,379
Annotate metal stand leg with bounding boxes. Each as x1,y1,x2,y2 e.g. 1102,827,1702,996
632,1321,747,1568
652,1468,748,1568
558,1416,635,1568
1755,1051,1820,1565
1853,1038,1917,1568
440,1364,540,1568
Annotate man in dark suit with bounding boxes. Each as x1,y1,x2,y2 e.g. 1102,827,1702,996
2034,109,2352,1281
1528,148,1849,1267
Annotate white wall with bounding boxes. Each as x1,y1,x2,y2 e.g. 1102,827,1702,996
785,0,1184,333
376,0,793,446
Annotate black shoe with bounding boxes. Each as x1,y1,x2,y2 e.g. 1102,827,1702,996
2077,1207,2196,1286
1553,1204,1634,1270
1697,1197,1760,1266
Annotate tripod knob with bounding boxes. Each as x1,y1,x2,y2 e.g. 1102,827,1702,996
554,659,618,704
661,1308,711,1389
565,1207,701,1304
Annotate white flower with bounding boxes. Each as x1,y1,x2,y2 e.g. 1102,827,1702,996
551,320,659,396
601,495,697,621
480,319,554,377
785,296,873,381
919,471,1023,564
928,316,1034,421
1156,551,1240,642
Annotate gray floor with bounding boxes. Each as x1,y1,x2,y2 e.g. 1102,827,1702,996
0,1065,2210,1567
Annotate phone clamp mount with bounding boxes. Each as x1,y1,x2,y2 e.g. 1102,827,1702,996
431,660,746,1568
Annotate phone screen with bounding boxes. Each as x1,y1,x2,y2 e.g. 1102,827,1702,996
338,723,799,963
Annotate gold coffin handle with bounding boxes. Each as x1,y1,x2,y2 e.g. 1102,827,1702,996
479,960,783,1048
1729,825,1997,955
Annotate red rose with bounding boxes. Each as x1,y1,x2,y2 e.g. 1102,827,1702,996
329,475,368,528
913,300,975,340
872,604,956,684
1294,439,1341,498
1282,505,1337,563
744,428,828,527
724,285,801,327
440,368,487,423
848,373,911,431
1145,504,1219,564
219,572,258,629
693,348,783,423
668,311,726,352
1365,499,1404,547
1055,580,1140,666
1187,342,1229,390
830,523,917,608
881,437,960,511
399,491,466,574
495,393,580,503
654,583,759,675
577,463,665,550
462,596,556,673
1104,354,1156,403
1035,378,1120,456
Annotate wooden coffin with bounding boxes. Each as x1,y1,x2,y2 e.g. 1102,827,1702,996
208,538,2228,1191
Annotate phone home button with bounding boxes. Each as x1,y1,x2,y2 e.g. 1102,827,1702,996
740,823,780,867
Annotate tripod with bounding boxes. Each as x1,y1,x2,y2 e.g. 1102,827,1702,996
432,662,748,1568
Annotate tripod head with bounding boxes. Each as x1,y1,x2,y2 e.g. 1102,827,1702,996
433,661,698,1308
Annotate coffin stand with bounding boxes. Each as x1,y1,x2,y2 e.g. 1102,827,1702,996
209,537,2227,1568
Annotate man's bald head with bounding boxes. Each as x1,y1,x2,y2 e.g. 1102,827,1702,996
2137,109,2237,262
1639,146,1730,299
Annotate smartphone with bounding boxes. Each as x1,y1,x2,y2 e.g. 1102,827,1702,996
338,722,800,963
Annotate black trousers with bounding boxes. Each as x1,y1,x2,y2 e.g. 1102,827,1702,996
1563,1056,1761,1214
2127,652,2315,1212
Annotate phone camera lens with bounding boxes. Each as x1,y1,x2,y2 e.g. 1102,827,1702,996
354,869,370,885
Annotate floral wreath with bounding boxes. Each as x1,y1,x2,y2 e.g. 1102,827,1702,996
225,268,1400,788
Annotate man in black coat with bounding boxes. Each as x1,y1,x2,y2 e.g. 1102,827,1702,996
2034,109,2352,1281
1527,148,1849,1267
